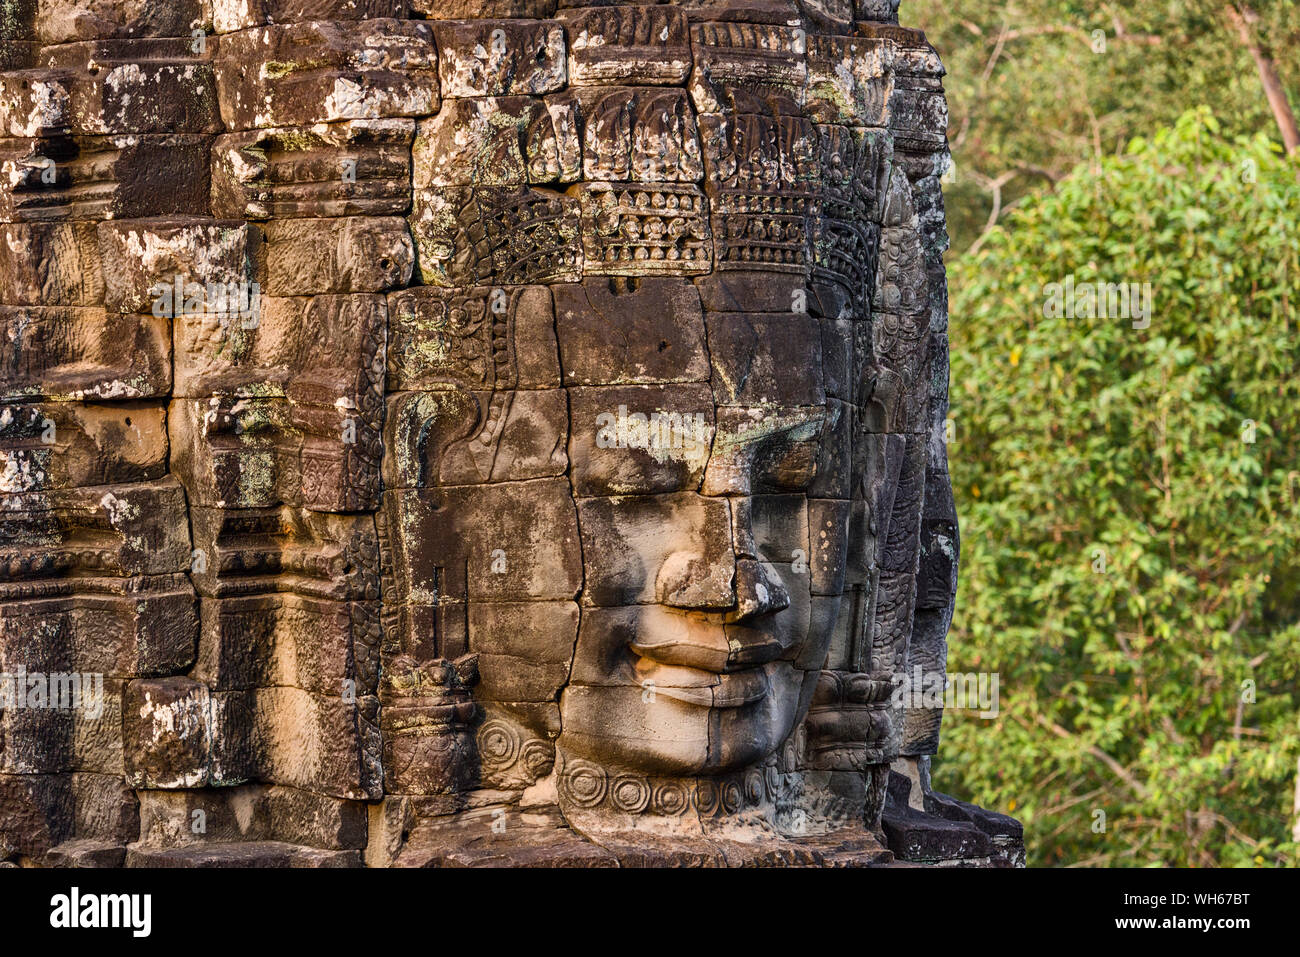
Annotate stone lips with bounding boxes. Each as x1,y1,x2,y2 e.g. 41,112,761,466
0,0,1019,867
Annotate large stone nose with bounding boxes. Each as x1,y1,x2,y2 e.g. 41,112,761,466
723,495,790,620
727,557,790,622
655,547,790,620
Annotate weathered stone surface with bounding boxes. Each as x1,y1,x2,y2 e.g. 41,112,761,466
558,5,691,87
694,268,803,313
0,70,73,138
568,384,714,495
393,804,617,867
706,312,825,406
38,40,221,136
168,392,383,513
882,764,1024,866
1,477,194,578
0,577,197,679
413,96,580,188
570,85,702,183
125,840,362,867
430,19,567,98
702,405,824,496
171,293,386,510
0,400,167,492
806,35,893,126
380,657,476,796
0,133,212,222
213,20,438,131
123,677,243,789
194,594,380,697
264,216,412,295
0,771,137,863
250,685,381,800
44,838,126,866
211,0,412,34
124,679,380,799
0,308,169,401
411,185,583,287
383,479,582,604
0,221,104,304
135,784,367,850
698,110,819,273
0,773,72,860
689,19,808,115
678,0,803,26
576,492,733,607
577,181,713,276
33,0,207,44
97,218,263,315
555,278,710,386
412,0,554,19
868,25,947,154
187,506,380,602
211,120,414,220
387,285,560,393
856,0,902,22
174,292,384,396
0,43,37,74
804,670,897,768
0,673,126,775
469,600,577,703
384,389,568,488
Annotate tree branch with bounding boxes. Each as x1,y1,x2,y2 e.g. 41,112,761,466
1224,3,1300,153
1024,712,1151,801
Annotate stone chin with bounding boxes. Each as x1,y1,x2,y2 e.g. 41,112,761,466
556,600,835,776
558,669,808,776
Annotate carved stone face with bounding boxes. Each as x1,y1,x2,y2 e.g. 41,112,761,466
557,291,842,776
382,272,858,779
376,5,950,808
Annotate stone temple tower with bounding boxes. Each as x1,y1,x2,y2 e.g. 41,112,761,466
0,0,1022,866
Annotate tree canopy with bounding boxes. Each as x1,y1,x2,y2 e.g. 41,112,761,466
934,110,1300,867
910,0,1300,251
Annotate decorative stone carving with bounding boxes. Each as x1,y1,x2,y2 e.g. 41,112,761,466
0,0,1021,868
557,6,692,88
211,120,415,220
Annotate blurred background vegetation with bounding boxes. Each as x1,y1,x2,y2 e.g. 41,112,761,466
907,1,1300,866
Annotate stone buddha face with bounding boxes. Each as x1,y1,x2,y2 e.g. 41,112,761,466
556,278,843,777
380,3,946,823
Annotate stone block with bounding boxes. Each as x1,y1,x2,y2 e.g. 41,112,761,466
213,20,438,131
430,19,566,97
211,120,414,220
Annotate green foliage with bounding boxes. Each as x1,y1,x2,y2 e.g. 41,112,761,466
909,0,1300,250
933,109,1300,867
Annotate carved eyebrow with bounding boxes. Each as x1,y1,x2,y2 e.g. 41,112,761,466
710,406,827,454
